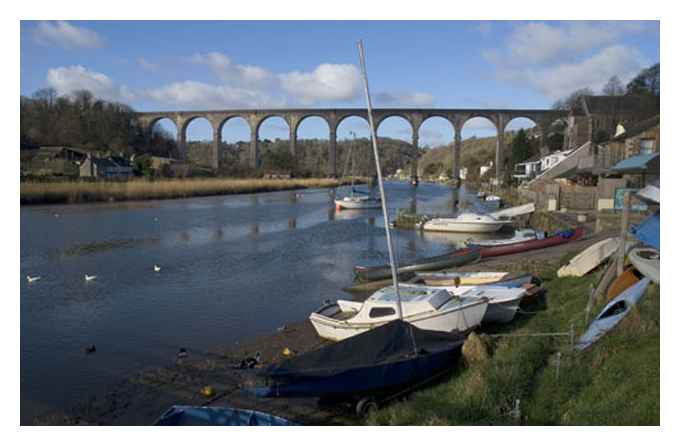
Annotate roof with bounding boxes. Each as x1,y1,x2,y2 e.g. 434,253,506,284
581,95,660,116
611,115,660,142
610,152,660,174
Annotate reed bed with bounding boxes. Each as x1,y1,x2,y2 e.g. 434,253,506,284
20,177,352,205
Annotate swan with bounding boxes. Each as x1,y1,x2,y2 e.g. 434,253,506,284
85,274,97,281
153,264,161,272
26,275,41,283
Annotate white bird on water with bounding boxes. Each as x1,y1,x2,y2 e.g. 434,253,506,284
153,264,161,272
84,274,97,282
26,275,41,283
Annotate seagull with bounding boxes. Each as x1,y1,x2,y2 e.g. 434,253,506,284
84,274,97,282
153,264,161,273
26,275,41,283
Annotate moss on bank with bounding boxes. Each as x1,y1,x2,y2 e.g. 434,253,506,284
365,271,660,426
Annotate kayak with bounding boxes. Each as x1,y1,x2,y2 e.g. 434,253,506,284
606,267,645,301
474,228,586,258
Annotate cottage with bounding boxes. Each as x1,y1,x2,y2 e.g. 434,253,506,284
80,154,134,179
24,146,91,177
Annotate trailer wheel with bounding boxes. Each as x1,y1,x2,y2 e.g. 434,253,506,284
355,397,378,417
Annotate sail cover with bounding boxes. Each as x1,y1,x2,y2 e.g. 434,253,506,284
262,320,464,379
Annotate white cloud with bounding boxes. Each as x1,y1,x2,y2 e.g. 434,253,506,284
279,64,360,104
374,92,434,107
32,21,103,49
145,81,284,109
47,66,134,102
137,57,159,72
190,52,274,86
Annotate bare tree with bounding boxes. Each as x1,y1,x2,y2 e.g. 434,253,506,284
602,76,625,96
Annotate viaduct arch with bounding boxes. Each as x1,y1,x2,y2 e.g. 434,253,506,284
136,108,567,183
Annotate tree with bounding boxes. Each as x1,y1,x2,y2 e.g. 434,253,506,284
602,76,624,96
510,129,531,165
626,63,660,96
552,88,594,110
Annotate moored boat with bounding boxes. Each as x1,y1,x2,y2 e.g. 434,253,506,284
422,213,506,233
415,272,535,289
476,227,586,258
466,228,544,248
628,247,660,284
576,278,651,351
154,405,298,426
252,319,465,399
557,237,620,278
354,247,480,282
309,284,488,341
335,194,382,210
415,271,509,286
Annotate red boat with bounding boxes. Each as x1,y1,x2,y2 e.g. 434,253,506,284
474,228,586,259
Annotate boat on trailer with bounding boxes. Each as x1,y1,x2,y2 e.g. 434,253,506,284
422,213,507,233
353,246,480,283
309,284,488,342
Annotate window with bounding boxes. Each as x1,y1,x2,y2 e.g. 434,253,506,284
369,307,396,318
640,139,655,155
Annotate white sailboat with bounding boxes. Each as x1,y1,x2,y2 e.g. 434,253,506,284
334,132,381,210
422,213,506,233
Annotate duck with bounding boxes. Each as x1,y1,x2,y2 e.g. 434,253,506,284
153,264,161,273
84,274,97,282
26,275,41,283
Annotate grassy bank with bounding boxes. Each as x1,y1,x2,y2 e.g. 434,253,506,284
20,177,356,205
366,269,660,425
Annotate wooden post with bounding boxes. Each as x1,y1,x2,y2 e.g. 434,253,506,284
617,191,631,275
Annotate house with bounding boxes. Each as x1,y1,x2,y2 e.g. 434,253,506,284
80,154,134,179
24,146,91,177
513,153,542,181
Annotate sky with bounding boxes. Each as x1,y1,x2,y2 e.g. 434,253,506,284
20,20,660,146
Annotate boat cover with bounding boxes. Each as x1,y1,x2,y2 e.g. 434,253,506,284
630,211,660,251
263,320,464,379
155,405,298,426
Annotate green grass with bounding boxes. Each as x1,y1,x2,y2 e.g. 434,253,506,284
365,271,660,426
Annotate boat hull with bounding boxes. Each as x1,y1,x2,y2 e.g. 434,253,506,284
557,237,620,278
155,405,297,426
484,296,523,324
335,198,381,210
354,247,480,283
476,228,585,258
422,220,504,233
629,247,660,284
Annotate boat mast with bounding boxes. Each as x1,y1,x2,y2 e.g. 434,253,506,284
350,131,356,197
357,40,404,321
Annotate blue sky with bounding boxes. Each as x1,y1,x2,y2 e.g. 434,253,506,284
20,20,659,146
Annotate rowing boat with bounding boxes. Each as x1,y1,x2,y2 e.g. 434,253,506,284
415,271,509,286
154,405,298,426
466,228,543,248
353,247,480,282
628,247,660,284
557,237,620,277
476,228,585,258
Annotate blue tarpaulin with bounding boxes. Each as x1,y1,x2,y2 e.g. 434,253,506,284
611,153,660,173
630,211,660,250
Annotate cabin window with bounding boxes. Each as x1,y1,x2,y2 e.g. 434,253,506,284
369,307,396,318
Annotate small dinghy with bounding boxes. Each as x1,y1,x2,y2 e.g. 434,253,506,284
477,228,585,258
415,271,509,286
154,405,297,426
466,228,543,248
252,319,465,399
606,267,645,301
576,278,651,351
489,202,535,219
557,237,620,278
335,194,382,210
422,213,506,233
309,284,488,341
354,247,480,283
415,272,535,288
628,247,660,284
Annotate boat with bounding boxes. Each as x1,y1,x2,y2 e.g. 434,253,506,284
154,405,298,426
628,247,660,284
636,180,659,204
309,284,488,341
252,319,465,399
415,271,509,286
335,194,382,210
458,285,527,324
415,272,535,289
606,267,645,301
575,278,651,351
353,247,480,282
489,202,535,219
466,228,544,248
476,227,586,258
422,213,506,233
557,237,620,278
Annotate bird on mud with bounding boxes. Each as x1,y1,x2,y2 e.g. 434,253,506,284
153,264,161,273
84,274,97,282
26,275,41,283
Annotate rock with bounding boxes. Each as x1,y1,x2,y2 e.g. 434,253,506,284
462,332,490,366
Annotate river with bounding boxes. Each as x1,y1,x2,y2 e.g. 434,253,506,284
20,181,489,423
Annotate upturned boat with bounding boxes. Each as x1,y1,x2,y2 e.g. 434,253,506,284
466,228,544,248
353,247,480,282
422,213,506,233
309,284,488,341
576,278,651,351
475,228,585,258
252,319,465,399
557,237,620,278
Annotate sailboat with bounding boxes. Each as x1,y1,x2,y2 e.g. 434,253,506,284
334,133,381,210
252,41,467,406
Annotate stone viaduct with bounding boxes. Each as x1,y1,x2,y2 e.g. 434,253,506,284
135,108,568,182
